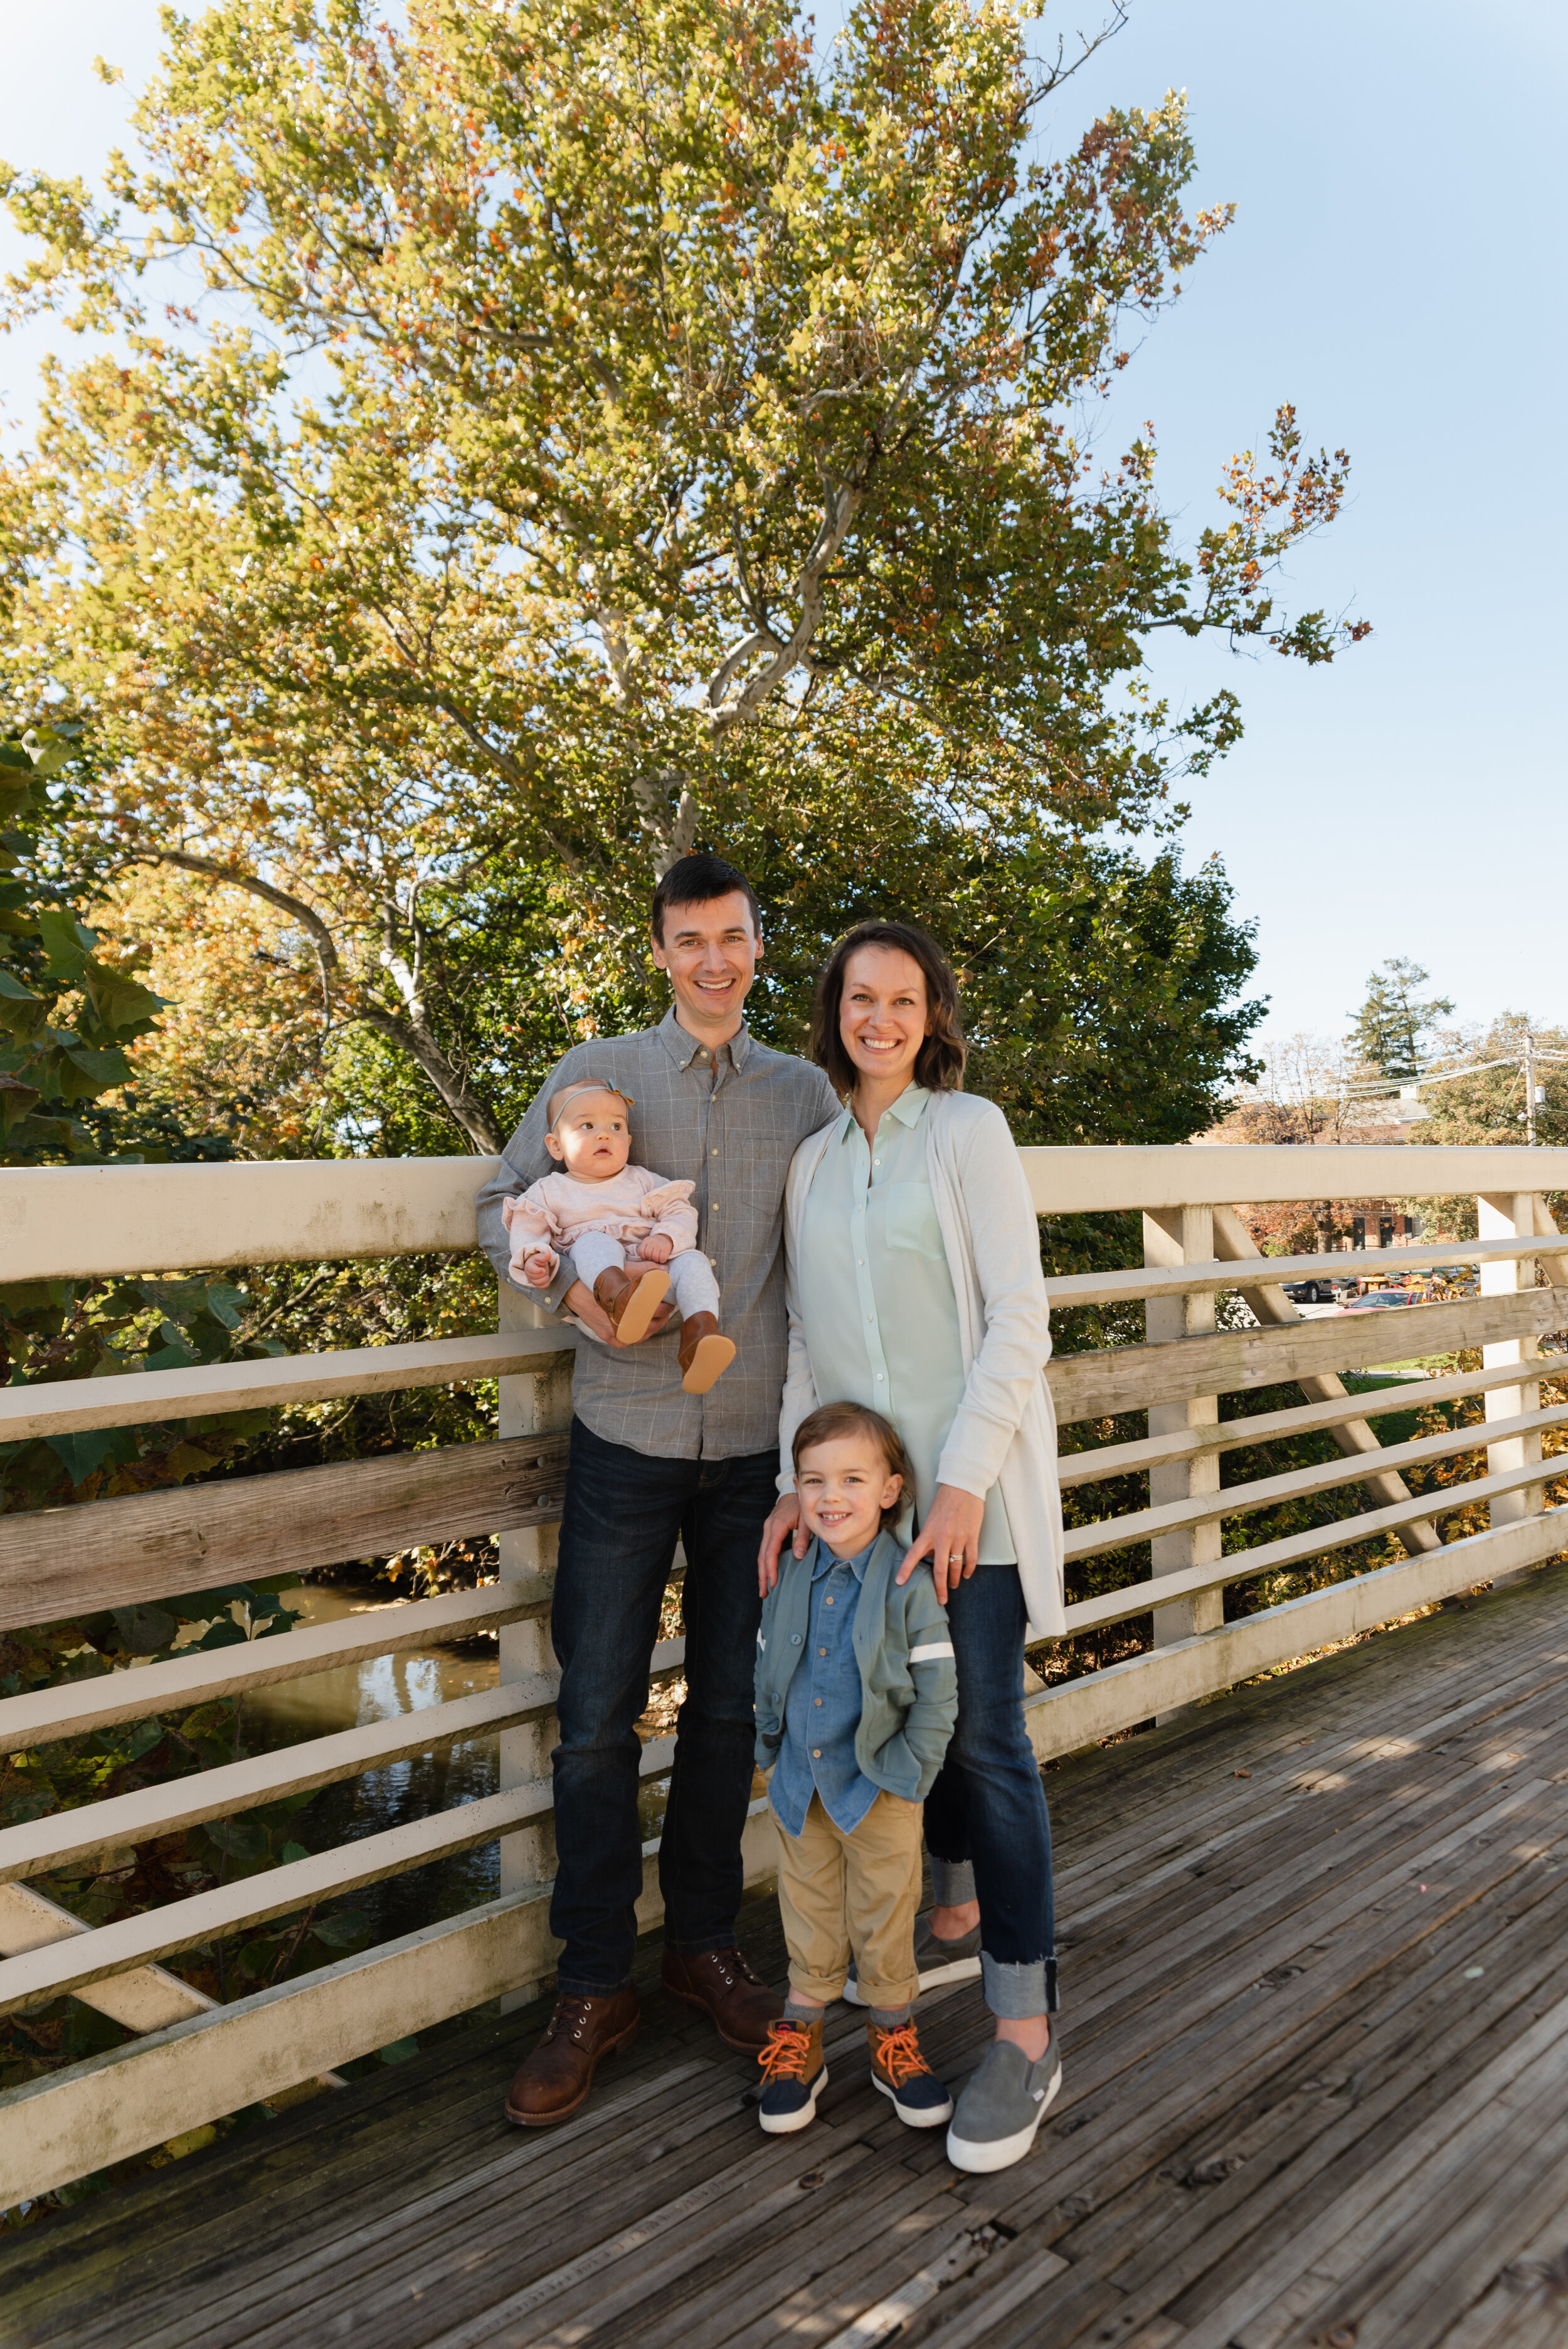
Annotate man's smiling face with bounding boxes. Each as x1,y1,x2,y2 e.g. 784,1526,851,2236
650,889,761,1042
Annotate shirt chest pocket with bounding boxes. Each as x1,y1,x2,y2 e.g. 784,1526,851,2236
883,1181,946,1263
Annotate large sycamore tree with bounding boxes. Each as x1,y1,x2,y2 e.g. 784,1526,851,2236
0,0,1361,1148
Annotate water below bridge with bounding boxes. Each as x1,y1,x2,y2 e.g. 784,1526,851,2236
240,1582,673,1948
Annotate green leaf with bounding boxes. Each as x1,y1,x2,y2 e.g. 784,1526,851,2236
43,1428,130,1485
194,1617,248,1651
109,1604,179,1655
312,1909,370,1949
202,1817,266,1863
80,965,167,1034
34,908,94,969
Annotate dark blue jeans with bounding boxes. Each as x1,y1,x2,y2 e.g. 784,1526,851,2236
549,1416,780,1994
922,1561,1058,2015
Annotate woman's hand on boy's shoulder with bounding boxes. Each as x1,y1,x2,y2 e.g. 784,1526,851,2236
758,1492,808,1595
895,1484,985,1604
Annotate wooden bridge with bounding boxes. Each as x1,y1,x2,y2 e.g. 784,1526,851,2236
3,1143,1568,2345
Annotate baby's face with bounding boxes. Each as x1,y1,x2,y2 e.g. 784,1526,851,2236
546,1091,633,1182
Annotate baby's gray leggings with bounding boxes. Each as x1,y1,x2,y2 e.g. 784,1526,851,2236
572,1231,720,1320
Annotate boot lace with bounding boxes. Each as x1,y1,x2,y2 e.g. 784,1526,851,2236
543,1993,599,2045
873,2023,931,2086
758,2019,812,2084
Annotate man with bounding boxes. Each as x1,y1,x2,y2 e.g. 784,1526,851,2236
476,852,841,2124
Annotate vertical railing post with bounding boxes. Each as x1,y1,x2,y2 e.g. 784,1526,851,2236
495,1280,575,2009
1478,1190,1544,1581
1143,1205,1224,1648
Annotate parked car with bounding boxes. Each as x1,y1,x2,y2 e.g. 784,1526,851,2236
1340,1288,1416,1311
1282,1279,1336,1303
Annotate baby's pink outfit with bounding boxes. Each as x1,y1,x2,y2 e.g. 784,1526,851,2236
502,1165,699,1283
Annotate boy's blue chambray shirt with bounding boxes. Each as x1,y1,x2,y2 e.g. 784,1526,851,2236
769,1535,880,1838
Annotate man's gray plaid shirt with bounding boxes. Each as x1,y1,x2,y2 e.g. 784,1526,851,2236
475,1008,840,1462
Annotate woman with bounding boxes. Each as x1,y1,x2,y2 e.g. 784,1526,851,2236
758,920,1064,2175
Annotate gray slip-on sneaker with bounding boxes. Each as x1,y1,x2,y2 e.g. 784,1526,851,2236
945,2036,1062,2173
842,1911,983,2007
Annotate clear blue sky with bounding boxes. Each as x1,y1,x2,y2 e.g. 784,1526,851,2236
1,2,1563,1045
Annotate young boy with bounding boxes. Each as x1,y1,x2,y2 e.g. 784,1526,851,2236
753,1401,958,2133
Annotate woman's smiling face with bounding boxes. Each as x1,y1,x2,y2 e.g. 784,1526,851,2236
838,944,930,1093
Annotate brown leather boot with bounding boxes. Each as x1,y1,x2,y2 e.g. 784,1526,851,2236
676,1310,736,1395
592,1263,670,1344
660,1946,783,2052
502,1985,640,2127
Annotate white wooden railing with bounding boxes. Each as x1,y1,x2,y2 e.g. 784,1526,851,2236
1,1142,1565,2203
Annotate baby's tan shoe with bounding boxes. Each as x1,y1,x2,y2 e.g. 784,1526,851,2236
677,1312,736,1394
592,1264,670,1344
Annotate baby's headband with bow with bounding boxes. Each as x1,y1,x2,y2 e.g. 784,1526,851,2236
548,1080,635,1133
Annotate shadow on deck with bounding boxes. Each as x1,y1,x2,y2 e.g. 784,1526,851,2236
8,1560,1568,2349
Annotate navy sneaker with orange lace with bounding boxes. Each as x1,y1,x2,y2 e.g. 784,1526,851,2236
867,2017,953,2128
756,2015,828,2133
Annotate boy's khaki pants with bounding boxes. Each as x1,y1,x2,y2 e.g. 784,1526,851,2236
773,1790,922,2009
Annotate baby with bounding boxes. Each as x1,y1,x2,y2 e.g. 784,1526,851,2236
501,1082,736,1396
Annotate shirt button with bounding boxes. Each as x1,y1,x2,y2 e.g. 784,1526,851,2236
818,1647,827,1657
814,1697,823,1707
824,1596,834,1606
876,1373,884,1381
812,1749,822,1759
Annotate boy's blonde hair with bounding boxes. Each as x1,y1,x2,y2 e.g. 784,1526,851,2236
792,1401,913,1530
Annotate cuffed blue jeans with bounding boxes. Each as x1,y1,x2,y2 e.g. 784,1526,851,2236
922,1561,1058,2016
549,1416,779,1994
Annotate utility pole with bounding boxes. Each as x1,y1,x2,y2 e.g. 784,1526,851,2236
1525,1026,1537,1147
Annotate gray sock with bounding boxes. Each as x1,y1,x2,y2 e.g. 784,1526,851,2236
869,2004,913,2028
783,1997,820,2023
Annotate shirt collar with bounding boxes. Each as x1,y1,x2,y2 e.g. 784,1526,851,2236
809,1534,877,1583
657,1004,753,1073
836,1082,930,1142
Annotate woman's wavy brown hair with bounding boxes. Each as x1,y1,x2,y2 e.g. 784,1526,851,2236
808,920,967,1100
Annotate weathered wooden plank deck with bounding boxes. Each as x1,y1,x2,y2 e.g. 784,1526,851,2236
8,1557,1568,2349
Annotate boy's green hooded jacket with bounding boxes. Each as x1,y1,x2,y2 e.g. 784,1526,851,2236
754,1529,958,1802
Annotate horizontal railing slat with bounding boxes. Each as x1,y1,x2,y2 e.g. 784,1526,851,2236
0,1734,684,2018
10,1145,1568,1281
0,1581,549,1749
0,1157,492,1281
1061,1463,1562,1636
1034,1507,1568,1761
1057,1359,1544,1488
1063,1403,1568,1562
0,1640,687,1884
0,1435,571,1632
1047,1289,1566,1424
0,1328,576,1446
1045,1233,1568,1310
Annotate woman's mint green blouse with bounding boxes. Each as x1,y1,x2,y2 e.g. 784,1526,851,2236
799,1085,1016,1563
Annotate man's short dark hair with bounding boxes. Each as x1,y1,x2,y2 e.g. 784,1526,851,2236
651,853,762,945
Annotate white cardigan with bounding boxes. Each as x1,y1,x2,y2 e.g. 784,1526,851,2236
780,1089,1065,1640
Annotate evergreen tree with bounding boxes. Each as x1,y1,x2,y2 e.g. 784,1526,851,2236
1347,958,1453,1083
